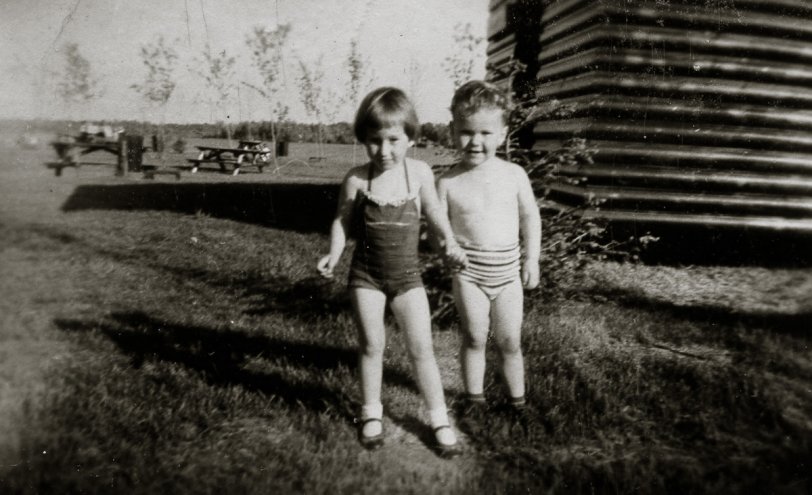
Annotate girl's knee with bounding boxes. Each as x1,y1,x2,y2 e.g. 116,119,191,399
406,341,436,362
462,330,488,351
359,339,385,357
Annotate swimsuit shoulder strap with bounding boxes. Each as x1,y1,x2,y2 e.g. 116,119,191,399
404,160,412,195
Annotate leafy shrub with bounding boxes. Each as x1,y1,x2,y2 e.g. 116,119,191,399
171,137,186,154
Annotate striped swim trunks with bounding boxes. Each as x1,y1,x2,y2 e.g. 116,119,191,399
455,242,521,300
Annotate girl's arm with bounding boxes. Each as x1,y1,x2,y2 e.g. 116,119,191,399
416,162,467,267
317,170,359,278
515,165,541,288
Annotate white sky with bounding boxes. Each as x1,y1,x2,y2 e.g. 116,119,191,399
0,0,488,125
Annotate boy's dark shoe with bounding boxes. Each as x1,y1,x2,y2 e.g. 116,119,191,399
455,394,489,436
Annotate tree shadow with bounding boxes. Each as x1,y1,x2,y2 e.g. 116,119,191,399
585,284,812,339
240,275,349,320
53,311,440,450
61,182,340,233
606,222,812,267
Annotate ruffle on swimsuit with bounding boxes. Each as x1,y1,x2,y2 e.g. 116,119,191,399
360,190,419,207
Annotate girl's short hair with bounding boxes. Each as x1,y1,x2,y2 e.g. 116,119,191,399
353,87,419,142
450,80,510,123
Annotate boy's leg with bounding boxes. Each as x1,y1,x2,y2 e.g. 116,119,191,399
452,276,491,397
390,287,457,447
350,287,388,437
491,278,525,402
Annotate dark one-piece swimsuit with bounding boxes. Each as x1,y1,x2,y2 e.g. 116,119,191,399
349,163,423,297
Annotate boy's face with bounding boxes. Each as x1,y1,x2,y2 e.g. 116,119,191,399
451,107,507,167
363,125,413,170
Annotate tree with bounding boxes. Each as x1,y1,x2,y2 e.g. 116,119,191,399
131,35,178,156
345,38,373,164
197,44,237,145
346,38,373,116
442,22,485,90
245,24,291,166
56,42,101,126
298,57,340,159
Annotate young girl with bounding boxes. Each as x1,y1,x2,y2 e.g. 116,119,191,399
317,87,466,457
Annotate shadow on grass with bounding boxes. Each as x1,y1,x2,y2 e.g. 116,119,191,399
588,286,812,337
240,275,348,319
606,222,812,267
54,311,438,448
61,182,340,233
56,312,357,420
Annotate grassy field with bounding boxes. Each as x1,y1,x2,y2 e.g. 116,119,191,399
1,131,810,494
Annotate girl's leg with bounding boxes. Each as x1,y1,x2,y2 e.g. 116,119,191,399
491,279,525,401
350,287,388,436
452,276,492,396
390,287,457,446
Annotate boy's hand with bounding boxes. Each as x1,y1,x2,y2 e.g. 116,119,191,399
317,255,336,279
521,259,540,289
444,242,468,271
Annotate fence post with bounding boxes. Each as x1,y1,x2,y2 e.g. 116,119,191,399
117,133,128,176
126,135,144,172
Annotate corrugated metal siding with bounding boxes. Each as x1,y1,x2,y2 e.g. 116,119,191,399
487,0,812,232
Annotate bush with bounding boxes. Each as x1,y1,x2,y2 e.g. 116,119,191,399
171,137,186,154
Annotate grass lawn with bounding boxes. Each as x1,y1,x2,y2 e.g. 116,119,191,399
0,134,810,494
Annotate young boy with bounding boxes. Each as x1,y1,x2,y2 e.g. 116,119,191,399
437,80,541,412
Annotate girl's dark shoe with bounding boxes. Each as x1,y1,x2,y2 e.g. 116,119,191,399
433,425,463,459
358,418,385,450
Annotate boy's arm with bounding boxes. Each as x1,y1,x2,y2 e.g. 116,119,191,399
318,171,357,278
515,166,541,288
418,164,467,267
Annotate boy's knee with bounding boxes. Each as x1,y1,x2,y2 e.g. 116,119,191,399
496,336,522,356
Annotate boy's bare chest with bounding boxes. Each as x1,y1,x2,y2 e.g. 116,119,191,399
448,175,516,212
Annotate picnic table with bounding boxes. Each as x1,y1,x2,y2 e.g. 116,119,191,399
188,140,272,175
48,133,145,176
51,139,119,164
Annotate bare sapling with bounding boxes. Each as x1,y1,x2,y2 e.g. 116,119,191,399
56,42,102,134
131,35,178,161
297,57,338,160
196,44,237,146
442,22,485,90
245,24,291,171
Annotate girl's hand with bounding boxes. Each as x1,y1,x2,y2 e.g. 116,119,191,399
444,242,468,271
521,259,540,289
317,255,336,279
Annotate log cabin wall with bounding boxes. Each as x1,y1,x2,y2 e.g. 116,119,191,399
487,0,812,233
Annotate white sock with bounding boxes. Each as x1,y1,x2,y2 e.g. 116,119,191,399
360,403,383,436
428,407,456,445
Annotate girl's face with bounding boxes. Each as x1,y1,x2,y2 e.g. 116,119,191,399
363,124,413,171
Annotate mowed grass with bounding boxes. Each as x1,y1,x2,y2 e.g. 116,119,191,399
1,136,811,494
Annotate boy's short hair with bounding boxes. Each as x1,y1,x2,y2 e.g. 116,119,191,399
450,80,510,123
353,87,419,142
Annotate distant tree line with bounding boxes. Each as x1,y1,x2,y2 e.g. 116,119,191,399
226,121,452,146
12,118,451,147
